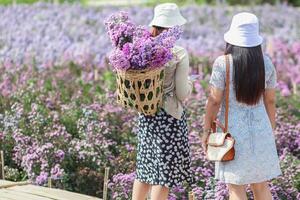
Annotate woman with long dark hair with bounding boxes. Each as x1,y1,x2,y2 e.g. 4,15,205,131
202,13,281,199
132,3,194,200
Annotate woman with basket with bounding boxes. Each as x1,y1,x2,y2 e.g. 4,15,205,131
202,13,281,200
105,3,194,199
132,3,194,200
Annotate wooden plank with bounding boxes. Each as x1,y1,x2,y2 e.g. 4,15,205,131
0,189,51,200
102,167,109,200
0,180,30,189
0,151,4,179
0,180,14,186
0,197,16,200
6,185,101,200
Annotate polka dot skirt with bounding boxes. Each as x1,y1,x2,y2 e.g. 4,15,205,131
136,109,194,188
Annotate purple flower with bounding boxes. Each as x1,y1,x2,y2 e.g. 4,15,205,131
154,26,182,49
50,164,64,180
105,11,135,49
133,26,151,39
0,132,4,140
55,150,65,161
35,171,49,185
108,48,131,70
105,12,182,71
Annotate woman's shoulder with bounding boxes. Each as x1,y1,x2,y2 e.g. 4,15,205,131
213,54,275,71
214,55,227,63
212,55,228,72
173,45,188,59
263,54,276,72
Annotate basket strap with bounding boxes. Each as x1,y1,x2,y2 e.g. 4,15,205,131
224,55,230,132
212,120,226,133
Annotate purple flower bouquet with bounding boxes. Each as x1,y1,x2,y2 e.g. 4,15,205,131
104,12,182,115
105,11,182,71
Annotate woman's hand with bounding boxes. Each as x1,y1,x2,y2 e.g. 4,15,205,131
203,86,223,153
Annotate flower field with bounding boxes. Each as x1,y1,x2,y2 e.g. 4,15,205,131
0,3,299,200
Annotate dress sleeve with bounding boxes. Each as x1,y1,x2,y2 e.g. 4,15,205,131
265,56,277,89
209,56,226,90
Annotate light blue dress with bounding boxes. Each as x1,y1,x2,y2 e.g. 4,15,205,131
209,54,282,185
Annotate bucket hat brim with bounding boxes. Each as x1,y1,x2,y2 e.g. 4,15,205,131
224,30,263,47
149,15,187,28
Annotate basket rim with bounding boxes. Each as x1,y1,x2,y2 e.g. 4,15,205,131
116,67,164,74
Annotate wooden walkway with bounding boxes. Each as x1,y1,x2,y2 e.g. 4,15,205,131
0,151,109,200
0,180,102,200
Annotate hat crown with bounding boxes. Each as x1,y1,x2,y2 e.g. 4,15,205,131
231,12,259,28
224,12,263,47
155,3,179,12
149,3,187,28
154,3,181,17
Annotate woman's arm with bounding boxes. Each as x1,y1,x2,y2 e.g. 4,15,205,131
202,87,224,151
175,49,192,101
202,56,226,151
263,89,276,130
263,56,277,130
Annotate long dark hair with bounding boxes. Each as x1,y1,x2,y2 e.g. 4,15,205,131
225,43,265,105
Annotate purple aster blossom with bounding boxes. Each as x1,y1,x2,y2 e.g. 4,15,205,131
108,172,136,199
0,132,4,140
277,81,291,97
55,149,65,161
105,11,135,49
122,43,133,58
35,171,49,185
154,26,183,49
133,25,151,40
149,45,173,69
125,144,134,152
50,164,64,180
108,48,131,70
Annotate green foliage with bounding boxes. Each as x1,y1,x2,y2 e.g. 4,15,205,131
225,0,278,5
0,0,38,5
289,0,300,6
60,108,83,138
274,153,300,195
101,71,116,91
4,166,27,182
277,93,300,120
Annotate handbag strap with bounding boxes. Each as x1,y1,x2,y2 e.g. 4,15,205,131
224,55,230,132
212,55,230,133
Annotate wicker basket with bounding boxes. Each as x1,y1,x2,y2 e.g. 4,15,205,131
116,68,164,116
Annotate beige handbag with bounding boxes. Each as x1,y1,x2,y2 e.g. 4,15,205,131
206,55,235,162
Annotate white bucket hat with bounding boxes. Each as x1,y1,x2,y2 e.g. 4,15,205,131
149,3,187,28
224,12,263,47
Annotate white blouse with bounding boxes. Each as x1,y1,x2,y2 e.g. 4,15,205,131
162,45,193,119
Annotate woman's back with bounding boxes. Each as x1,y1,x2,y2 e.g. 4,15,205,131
210,54,281,184
204,12,281,197
162,45,192,119
211,54,276,109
